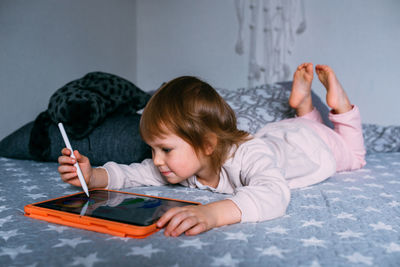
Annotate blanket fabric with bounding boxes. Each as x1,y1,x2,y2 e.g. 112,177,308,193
29,72,150,160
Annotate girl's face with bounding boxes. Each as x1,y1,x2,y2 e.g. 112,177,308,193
145,131,214,185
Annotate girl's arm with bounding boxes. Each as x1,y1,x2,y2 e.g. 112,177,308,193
156,199,241,237
103,159,168,189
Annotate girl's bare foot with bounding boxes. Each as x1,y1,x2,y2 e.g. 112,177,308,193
289,63,314,116
315,65,352,114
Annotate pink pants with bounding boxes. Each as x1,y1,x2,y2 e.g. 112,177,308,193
299,106,366,172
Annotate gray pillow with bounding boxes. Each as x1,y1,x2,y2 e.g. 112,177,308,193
216,81,332,134
0,113,151,166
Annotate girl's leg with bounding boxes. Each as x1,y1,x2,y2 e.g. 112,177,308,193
316,65,366,170
289,62,315,116
289,62,323,123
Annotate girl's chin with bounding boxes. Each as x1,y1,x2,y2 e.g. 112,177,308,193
165,175,186,184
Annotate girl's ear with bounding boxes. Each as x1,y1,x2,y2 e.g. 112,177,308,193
204,133,218,156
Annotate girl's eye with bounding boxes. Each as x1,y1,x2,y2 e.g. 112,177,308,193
162,148,172,153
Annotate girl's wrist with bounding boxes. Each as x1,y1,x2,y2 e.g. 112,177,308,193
206,199,242,228
88,168,108,189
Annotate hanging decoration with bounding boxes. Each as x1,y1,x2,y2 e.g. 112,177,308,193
235,0,307,87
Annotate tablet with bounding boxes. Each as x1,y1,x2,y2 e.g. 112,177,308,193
24,189,200,238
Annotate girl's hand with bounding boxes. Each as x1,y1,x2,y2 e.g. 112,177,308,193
58,148,93,187
157,199,242,237
156,205,216,237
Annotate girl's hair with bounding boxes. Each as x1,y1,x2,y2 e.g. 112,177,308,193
140,76,251,174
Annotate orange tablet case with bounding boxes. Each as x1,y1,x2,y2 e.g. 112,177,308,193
24,189,200,239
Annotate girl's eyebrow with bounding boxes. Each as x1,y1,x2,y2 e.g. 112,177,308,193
147,138,174,148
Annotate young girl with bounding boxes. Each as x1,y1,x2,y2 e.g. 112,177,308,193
58,63,366,237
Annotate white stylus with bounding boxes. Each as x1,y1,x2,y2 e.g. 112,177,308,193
58,123,90,197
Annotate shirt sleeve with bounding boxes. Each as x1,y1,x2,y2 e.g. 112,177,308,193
102,159,167,190
227,139,291,223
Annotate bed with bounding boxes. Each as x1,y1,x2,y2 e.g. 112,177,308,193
1,82,399,266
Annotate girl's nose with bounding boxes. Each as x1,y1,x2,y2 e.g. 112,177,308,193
153,151,164,166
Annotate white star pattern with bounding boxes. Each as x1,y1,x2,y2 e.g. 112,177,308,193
107,236,132,242
71,252,103,267
127,244,163,258
365,206,381,213
341,252,373,266
0,215,13,227
388,201,400,207
301,237,327,248
335,230,364,239
353,195,371,200
211,253,240,267
381,242,400,253
22,185,39,192
179,238,210,249
301,219,324,228
346,186,363,191
376,165,388,169
0,205,10,212
193,195,212,202
365,183,384,189
356,168,372,173
0,245,32,260
310,260,321,267
330,197,341,203
26,193,47,200
9,170,26,175
300,205,322,210
43,225,70,233
256,246,290,259
0,229,20,241
224,231,252,242
265,226,289,235
324,190,342,194
53,237,91,248
56,183,70,189
48,177,61,182
303,194,319,198
17,178,32,183
337,212,356,221
369,222,396,232
362,175,375,180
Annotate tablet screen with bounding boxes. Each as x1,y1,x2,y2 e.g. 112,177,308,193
34,190,197,226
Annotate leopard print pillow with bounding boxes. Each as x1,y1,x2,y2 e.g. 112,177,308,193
47,72,150,138
29,72,150,160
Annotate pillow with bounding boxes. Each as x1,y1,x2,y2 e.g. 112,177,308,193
0,113,151,166
216,81,332,134
362,123,400,153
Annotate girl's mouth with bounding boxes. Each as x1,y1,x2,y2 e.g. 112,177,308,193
160,171,172,176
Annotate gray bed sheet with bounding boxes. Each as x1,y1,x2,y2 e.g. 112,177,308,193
1,153,399,266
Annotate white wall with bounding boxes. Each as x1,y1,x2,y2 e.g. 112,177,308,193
136,0,400,126
290,0,400,126
0,0,137,139
136,0,247,91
